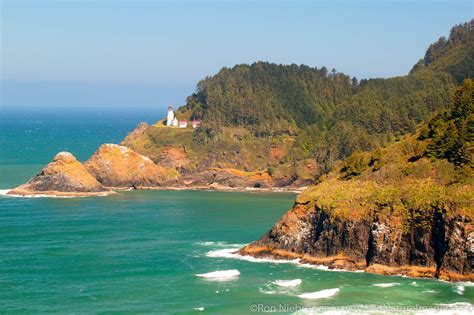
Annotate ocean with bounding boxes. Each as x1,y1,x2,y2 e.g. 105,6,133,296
0,107,472,314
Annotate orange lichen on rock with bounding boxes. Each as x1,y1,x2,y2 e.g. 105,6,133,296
157,146,189,168
84,144,176,187
212,168,247,177
270,147,283,160
8,152,107,196
240,245,474,280
249,171,272,183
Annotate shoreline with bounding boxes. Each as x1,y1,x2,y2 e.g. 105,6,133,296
5,189,116,198
238,245,474,282
128,184,305,194
3,185,305,198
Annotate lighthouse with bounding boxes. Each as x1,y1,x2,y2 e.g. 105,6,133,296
166,106,174,126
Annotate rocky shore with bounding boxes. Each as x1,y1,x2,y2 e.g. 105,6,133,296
8,152,113,197
8,143,308,197
239,201,474,281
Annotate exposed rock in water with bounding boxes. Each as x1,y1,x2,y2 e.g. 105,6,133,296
84,143,177,188
240,184,474,281
8,152,108,196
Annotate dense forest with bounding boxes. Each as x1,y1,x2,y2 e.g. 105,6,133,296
240,79,473,281
183,20,473,170
411,20,474,82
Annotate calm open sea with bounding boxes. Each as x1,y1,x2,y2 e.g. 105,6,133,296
0,107,472,314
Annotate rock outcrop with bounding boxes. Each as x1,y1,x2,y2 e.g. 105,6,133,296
120,122,149,147
84,144,177,188
118,121,318,190
240,80,474,282
240,193,474,281
8,152,108,196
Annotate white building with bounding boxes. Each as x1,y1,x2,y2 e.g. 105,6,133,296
166,106,175,126
192,120,201,128
178,120,187,128
172,117,178,127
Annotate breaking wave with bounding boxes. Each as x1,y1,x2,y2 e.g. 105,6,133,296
274,279,302,287
0,189,110,198
195,269,240,281
297,288,340,299
205,247,301,264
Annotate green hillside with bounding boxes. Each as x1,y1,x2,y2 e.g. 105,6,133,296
182,22,473,166
290,79,473,256
411,20,474,83
241,80,473,281
124,21,472,182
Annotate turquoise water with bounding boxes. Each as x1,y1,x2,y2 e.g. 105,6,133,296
0,108,472,313
0,107,162,188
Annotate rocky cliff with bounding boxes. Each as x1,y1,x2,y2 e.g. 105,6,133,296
118,121,318,190
8,152,109,196
8,144,182,196
84,143,177,188
240,79,474,281
240,179,473,281
9,23,472,196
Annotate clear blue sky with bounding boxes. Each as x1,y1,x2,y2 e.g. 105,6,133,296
1,0,472,109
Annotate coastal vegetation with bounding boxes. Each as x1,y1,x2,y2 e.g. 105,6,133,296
8,20,473,281
122,20,472,180
11,20,472,194
240,79,473,281
301,78,474,221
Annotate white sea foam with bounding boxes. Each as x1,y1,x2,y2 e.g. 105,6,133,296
195,269,240,281
422,289,438,293
299,263,362,273
193,307,204,311
259,287,278,295
299,263,329,270
297,288,340,299
456,281,474,286
205,247,301,264
372,283,400,288
454,285,464,295
0,189,110,199
274,279,302,287
203,243,365,272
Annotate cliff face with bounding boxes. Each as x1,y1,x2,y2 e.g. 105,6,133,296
84,144,177,188
240,79,474,281
241,191,473,281
119,122,318,189
8,144,182,195
8,152,108,196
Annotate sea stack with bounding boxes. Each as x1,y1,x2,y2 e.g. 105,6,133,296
8,152,109,196
84,143,176,188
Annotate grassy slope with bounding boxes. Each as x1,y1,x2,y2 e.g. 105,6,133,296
298,79,474,222
122,21,471,185
124,122,318,180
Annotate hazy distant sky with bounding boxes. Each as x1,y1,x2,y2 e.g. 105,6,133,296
1,0,472,108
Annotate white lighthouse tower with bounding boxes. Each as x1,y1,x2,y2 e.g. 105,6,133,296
166,106,174,126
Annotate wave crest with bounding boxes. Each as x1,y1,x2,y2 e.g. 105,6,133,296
195,269,240,281
297,288,340,299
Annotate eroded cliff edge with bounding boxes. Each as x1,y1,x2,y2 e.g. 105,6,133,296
240,178,473,281
240,80,474,281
